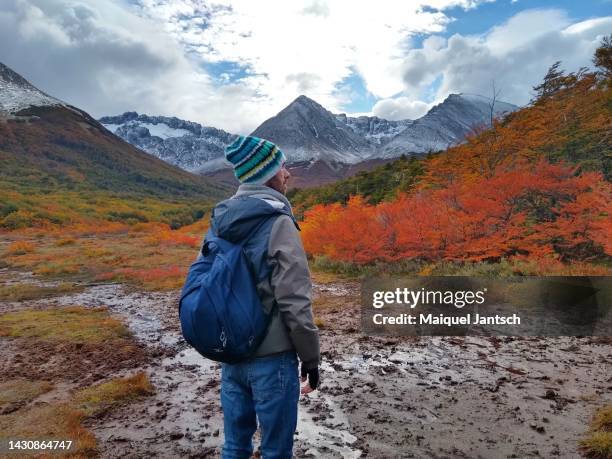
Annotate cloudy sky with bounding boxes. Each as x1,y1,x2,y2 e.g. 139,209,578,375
0,0,610,133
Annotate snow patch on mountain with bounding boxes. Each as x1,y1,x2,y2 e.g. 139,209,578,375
139,123,192,139
336,114,413,145
0,62,63,114
99,112,235,172
103,123,120,133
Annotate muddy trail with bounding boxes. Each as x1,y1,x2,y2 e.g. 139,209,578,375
1,267,610,458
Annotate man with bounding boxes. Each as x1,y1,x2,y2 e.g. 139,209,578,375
210,135,320,459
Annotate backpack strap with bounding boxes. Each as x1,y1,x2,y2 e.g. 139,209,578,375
202,211,283,257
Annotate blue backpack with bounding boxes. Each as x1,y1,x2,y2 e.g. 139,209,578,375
178,213,280,363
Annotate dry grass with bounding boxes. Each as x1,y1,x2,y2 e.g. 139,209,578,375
581,404,612,458
74,372,154,417
0,403,98,456
310,270,352,284
0,298,151,456
0,306,130,343
312,294,357,312
0,282,82,301
1,221,207,290
55,238,77,247
0,373,153,457
0,379,53,413
4,240,35,256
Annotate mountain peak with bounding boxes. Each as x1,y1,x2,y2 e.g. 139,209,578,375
0,62,32,87
0,61,62,114
440,92,517,114
286,94,327,111
98,112,236,172
251,95,373,164
293,94,315,104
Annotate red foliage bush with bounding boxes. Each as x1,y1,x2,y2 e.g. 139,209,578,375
301,160,610,264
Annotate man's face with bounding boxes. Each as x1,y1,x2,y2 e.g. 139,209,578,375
266,164,291,195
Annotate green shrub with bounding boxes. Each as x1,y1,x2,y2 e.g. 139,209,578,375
1,210,35,229
0,203,18,218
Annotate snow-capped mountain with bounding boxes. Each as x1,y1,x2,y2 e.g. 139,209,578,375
251,95,374,164
379,93,517,157
97,94,517,185
0,62,63,114
250,94,516,164
99,112,235,172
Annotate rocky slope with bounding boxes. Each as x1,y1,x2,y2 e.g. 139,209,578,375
380,93,517,157
99,112,235,173
251,95,374,164
0,62,62,114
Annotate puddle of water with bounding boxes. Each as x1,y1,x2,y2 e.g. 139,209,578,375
298,390,361,458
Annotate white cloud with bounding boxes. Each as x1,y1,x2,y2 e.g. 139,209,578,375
393,10,612,109
0,0,287,133
372,97,431,120
132,0,496,122
485,9,570,54
422,35,447,51
1,0,497,132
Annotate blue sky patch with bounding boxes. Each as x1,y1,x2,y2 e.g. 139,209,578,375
335,71,379,113
203,60,251,84
443,0,610,37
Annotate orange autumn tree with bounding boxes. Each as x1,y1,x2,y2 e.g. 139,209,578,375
302,196,388,263
301,160,610,264
548,177,611,259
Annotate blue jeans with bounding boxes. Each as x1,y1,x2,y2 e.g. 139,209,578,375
221,351,299,459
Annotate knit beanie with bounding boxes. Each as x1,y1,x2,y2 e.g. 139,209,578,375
225,135,287,184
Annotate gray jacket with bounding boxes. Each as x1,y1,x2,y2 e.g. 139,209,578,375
210,184,320,368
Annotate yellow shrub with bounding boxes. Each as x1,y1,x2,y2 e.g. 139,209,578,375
5,241,36,256
55,238,76,247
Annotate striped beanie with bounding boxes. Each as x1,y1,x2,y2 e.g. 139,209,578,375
225,135,287,184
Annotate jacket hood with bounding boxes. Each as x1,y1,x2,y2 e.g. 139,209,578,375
233,184,293,211
210,188,294,243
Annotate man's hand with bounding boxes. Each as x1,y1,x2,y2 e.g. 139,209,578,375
300,363,319,395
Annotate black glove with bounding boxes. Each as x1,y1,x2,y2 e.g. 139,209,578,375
301,363,319,390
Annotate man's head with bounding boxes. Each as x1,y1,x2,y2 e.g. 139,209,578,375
225,136,289,193
264,163,291,195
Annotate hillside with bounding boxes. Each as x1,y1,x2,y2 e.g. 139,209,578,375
0,105,228,197
0,62,230,230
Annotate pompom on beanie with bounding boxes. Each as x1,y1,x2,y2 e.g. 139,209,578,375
225,135,286,185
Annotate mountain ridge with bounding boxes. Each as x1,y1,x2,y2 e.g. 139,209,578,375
99,112,235,172
0,62,63,114
100,93,517,179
